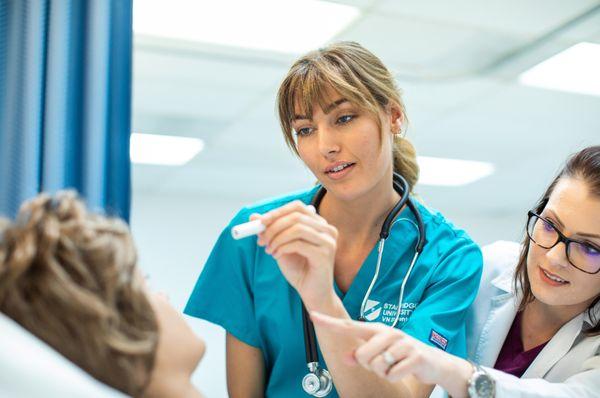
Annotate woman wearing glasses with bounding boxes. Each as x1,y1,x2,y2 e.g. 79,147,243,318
311,145,600,398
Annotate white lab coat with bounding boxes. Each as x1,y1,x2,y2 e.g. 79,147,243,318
464,240,600,397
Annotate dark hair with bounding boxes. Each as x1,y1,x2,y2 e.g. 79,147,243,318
514,145,600,335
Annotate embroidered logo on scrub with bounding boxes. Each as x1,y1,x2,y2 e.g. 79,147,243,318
364,300,416,325
429,329,448,351
363,300,382,321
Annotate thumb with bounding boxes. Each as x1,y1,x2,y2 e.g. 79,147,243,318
310,311,382,340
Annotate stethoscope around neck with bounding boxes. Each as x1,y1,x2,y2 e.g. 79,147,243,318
301,172,427,397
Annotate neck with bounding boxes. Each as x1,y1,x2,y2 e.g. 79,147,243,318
521,298,588,349
319,171,400,243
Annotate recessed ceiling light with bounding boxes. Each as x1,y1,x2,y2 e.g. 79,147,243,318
417,156,494,187
133,0,360,54
130,133,204,166
519,42,600,97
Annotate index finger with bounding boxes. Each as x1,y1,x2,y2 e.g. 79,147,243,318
260,200,316,225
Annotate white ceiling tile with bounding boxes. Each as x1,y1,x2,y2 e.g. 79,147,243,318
335,12,519,77
375,0,600,37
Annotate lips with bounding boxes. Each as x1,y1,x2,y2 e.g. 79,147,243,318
538,266,569,286
323,161,356,181
324,161,355,174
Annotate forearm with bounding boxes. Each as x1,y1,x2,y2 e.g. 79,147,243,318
435,354,472,398
307,293,419,398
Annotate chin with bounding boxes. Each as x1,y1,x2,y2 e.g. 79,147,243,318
321,179,371,202
530,285,567,306
191,336,206,368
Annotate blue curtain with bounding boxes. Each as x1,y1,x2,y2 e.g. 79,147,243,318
0,0,133,221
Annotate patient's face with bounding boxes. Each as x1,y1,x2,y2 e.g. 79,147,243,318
144,292,205,396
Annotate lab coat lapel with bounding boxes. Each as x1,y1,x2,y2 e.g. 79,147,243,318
475,271,519,367
521,312,584,378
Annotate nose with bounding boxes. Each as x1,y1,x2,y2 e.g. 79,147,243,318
546,241,570,269
317,124,340,157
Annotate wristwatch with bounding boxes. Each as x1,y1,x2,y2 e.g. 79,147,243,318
467,362,495,398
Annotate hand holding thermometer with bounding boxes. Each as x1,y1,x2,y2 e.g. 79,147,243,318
231,205,317,240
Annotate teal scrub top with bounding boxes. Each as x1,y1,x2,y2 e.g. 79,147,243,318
185,186,483,398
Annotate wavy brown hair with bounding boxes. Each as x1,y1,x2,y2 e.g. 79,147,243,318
514,146,600,335
0,191,158,396
277,41,419,190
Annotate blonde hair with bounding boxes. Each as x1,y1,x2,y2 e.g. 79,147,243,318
276,41,419,189
0,191,158,396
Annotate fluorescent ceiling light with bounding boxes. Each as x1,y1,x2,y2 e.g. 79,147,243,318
133,0,360,54
417,156,494,187
519,42,600,97
130,133,204,166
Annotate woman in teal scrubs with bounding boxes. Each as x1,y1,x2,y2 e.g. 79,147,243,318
185,41,483,398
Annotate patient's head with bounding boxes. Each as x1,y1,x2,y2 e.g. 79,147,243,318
0,191,204,397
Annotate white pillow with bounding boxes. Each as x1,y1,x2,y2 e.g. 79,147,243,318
0,312,126,397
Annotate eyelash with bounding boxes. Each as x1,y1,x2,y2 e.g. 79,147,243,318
294,114,356,137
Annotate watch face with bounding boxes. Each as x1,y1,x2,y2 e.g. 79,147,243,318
475,374,494,396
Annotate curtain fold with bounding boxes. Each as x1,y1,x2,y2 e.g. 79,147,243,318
0,0,133,220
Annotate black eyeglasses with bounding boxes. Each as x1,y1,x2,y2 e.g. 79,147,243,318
527,211,600,274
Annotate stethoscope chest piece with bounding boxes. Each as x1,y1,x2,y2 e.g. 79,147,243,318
302,363,333,397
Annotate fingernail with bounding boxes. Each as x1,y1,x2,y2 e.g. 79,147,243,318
307,205,316,213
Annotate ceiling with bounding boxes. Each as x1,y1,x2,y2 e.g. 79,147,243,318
130,0,600,242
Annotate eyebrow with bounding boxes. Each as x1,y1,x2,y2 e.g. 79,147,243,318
546,209,600,240
293,98,348,121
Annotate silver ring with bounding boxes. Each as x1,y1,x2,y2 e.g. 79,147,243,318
382,351,396,366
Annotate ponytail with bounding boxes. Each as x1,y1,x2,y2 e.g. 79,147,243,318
392,136,419,191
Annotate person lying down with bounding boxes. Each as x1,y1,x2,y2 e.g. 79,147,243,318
0,191,205,398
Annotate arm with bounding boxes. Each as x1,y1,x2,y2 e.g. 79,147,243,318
226,333,265,398
311,313,600,398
